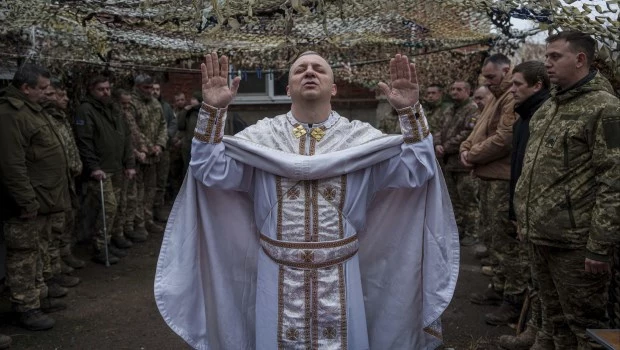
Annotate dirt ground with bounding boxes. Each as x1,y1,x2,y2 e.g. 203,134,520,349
0,227,515,349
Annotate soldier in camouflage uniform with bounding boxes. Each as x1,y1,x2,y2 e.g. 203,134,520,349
422,84,452,134
131,75,168,237
168,92,187,198
0,64,69,330
114,90,148,243
152,82,177,222
462,54,529,327
75,76,136,265
376,98,400,134
515,31,620,349
434,81,480,246
41,81,84,291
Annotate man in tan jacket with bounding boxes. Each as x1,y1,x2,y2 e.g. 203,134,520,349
461,54,529,325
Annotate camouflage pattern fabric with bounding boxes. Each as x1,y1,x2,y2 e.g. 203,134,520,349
434,98,479,172
45,212,65,279
531,244,610,349
111,175,128,236
136,163,158,226
131,92,167,165
484,180,529,297
60,209,78,257
46,107,82,177
155,149,170,208
443,171,479,240
86,172,124,251
610,245,620,328
424,100,452,135
515,72,620,258
478,180,498,270
124,177,138,233
377,111,400,134
3,216,50,312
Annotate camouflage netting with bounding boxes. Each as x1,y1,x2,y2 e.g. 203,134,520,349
0,0,617,89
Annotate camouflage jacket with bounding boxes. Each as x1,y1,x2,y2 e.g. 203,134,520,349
377,111,400,134
46,107,83,177
515,71,620,261
424,100,452,135
434,98,479,172
119,104,146,156
131,92,167,164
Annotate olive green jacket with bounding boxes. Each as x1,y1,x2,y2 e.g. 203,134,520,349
0,86,71,218
515,71,620,261
74,95,135,174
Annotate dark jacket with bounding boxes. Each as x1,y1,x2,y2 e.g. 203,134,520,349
508,88,550,222
177,104,200,160
74,95,135,175
0,85,71,219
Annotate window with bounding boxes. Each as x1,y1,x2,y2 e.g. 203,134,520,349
230,67,291,104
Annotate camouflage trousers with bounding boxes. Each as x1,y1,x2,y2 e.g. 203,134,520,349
86,173,124,250
111,175,130,235
45,212,66,279
3,215,53,312
609,245,620,328
526,244,553,344
481,180,529,296
531,244,610,349
444,170,479,240
155,149,170,208
135,163,158,229
60,209,78,257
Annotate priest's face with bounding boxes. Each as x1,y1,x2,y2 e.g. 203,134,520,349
287,54,336,103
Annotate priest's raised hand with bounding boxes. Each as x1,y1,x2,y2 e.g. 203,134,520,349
378,54,420,110
201,52,241,108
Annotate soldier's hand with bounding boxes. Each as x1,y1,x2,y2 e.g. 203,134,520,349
378,54,420,110
137,152,146,163
91,170,106,181
125,168,137,180
585,258,611,274
435,145,445,157
460,151,473,167
202,52,240,109
153,145,162,156
19,209,37,220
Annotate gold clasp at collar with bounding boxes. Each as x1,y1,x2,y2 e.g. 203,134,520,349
310,127,325,141
292,124,306,138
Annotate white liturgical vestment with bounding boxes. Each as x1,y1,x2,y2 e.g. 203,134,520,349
155,103,459,350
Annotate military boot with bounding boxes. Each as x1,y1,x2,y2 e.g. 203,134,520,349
481,265,494,276
62,254,86,269
154,206,169,223
497,325,536,349
485,299,521,325
40,298,67,313
112,236,133,249
47,282,69,298
18,309,55,330
108,245,127,258
60,260,74,274
475,244,489,259
146,221,164,234
530,336,555,350
460,236,479,247
469,284,503,305
92,251,119,265
0,334,11,349
125,229,147,243
53,274,80,288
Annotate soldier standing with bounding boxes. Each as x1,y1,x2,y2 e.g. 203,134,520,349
74,76,136,264
152,82,177,222
41,81,83,291
131,75,167,237
177,92,202,173
422,84,451,133
473,85,492,113
0,64,69,330
462,54,529,326
498,61,550,350
168,91,188,197
515,31,619,349
434,81,480,246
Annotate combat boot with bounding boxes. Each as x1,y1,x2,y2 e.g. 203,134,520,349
469,284,503,305
108,245,127,258
460,236,479,247
62,254,85,269
53,274,80,288
112,236,133,249
47,282,68,298
485,300,521,325
146,221,164,233
154,206,169,223
18,309,55,330
40,298,67,313
92,251,119,265
530,336,555,350
481,265,494,276
60,260,74,274
475,244,489,259
0,334,11,349
125,229,147,243
497,325,536,349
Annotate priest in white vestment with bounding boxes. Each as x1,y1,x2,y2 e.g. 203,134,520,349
155,52,459,349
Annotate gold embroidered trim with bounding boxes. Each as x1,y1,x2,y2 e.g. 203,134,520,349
276,176,283,240
312,180,319,242
339,264,347,349
323,326,337,340
213,113,225,142
193,132,213,143
304,270,311,348
304,181,311,242
312,269,319,349
338,175,347,239
298,132,307,155
259,233,358,249
277,267,285,349
285,328,299,341
286,187,300,200
262,249,358,269
323,186,337,201
424,326,443,340
309,137,317,156
203,111,217,143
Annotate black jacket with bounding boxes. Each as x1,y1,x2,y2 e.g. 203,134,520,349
509,88,550,222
